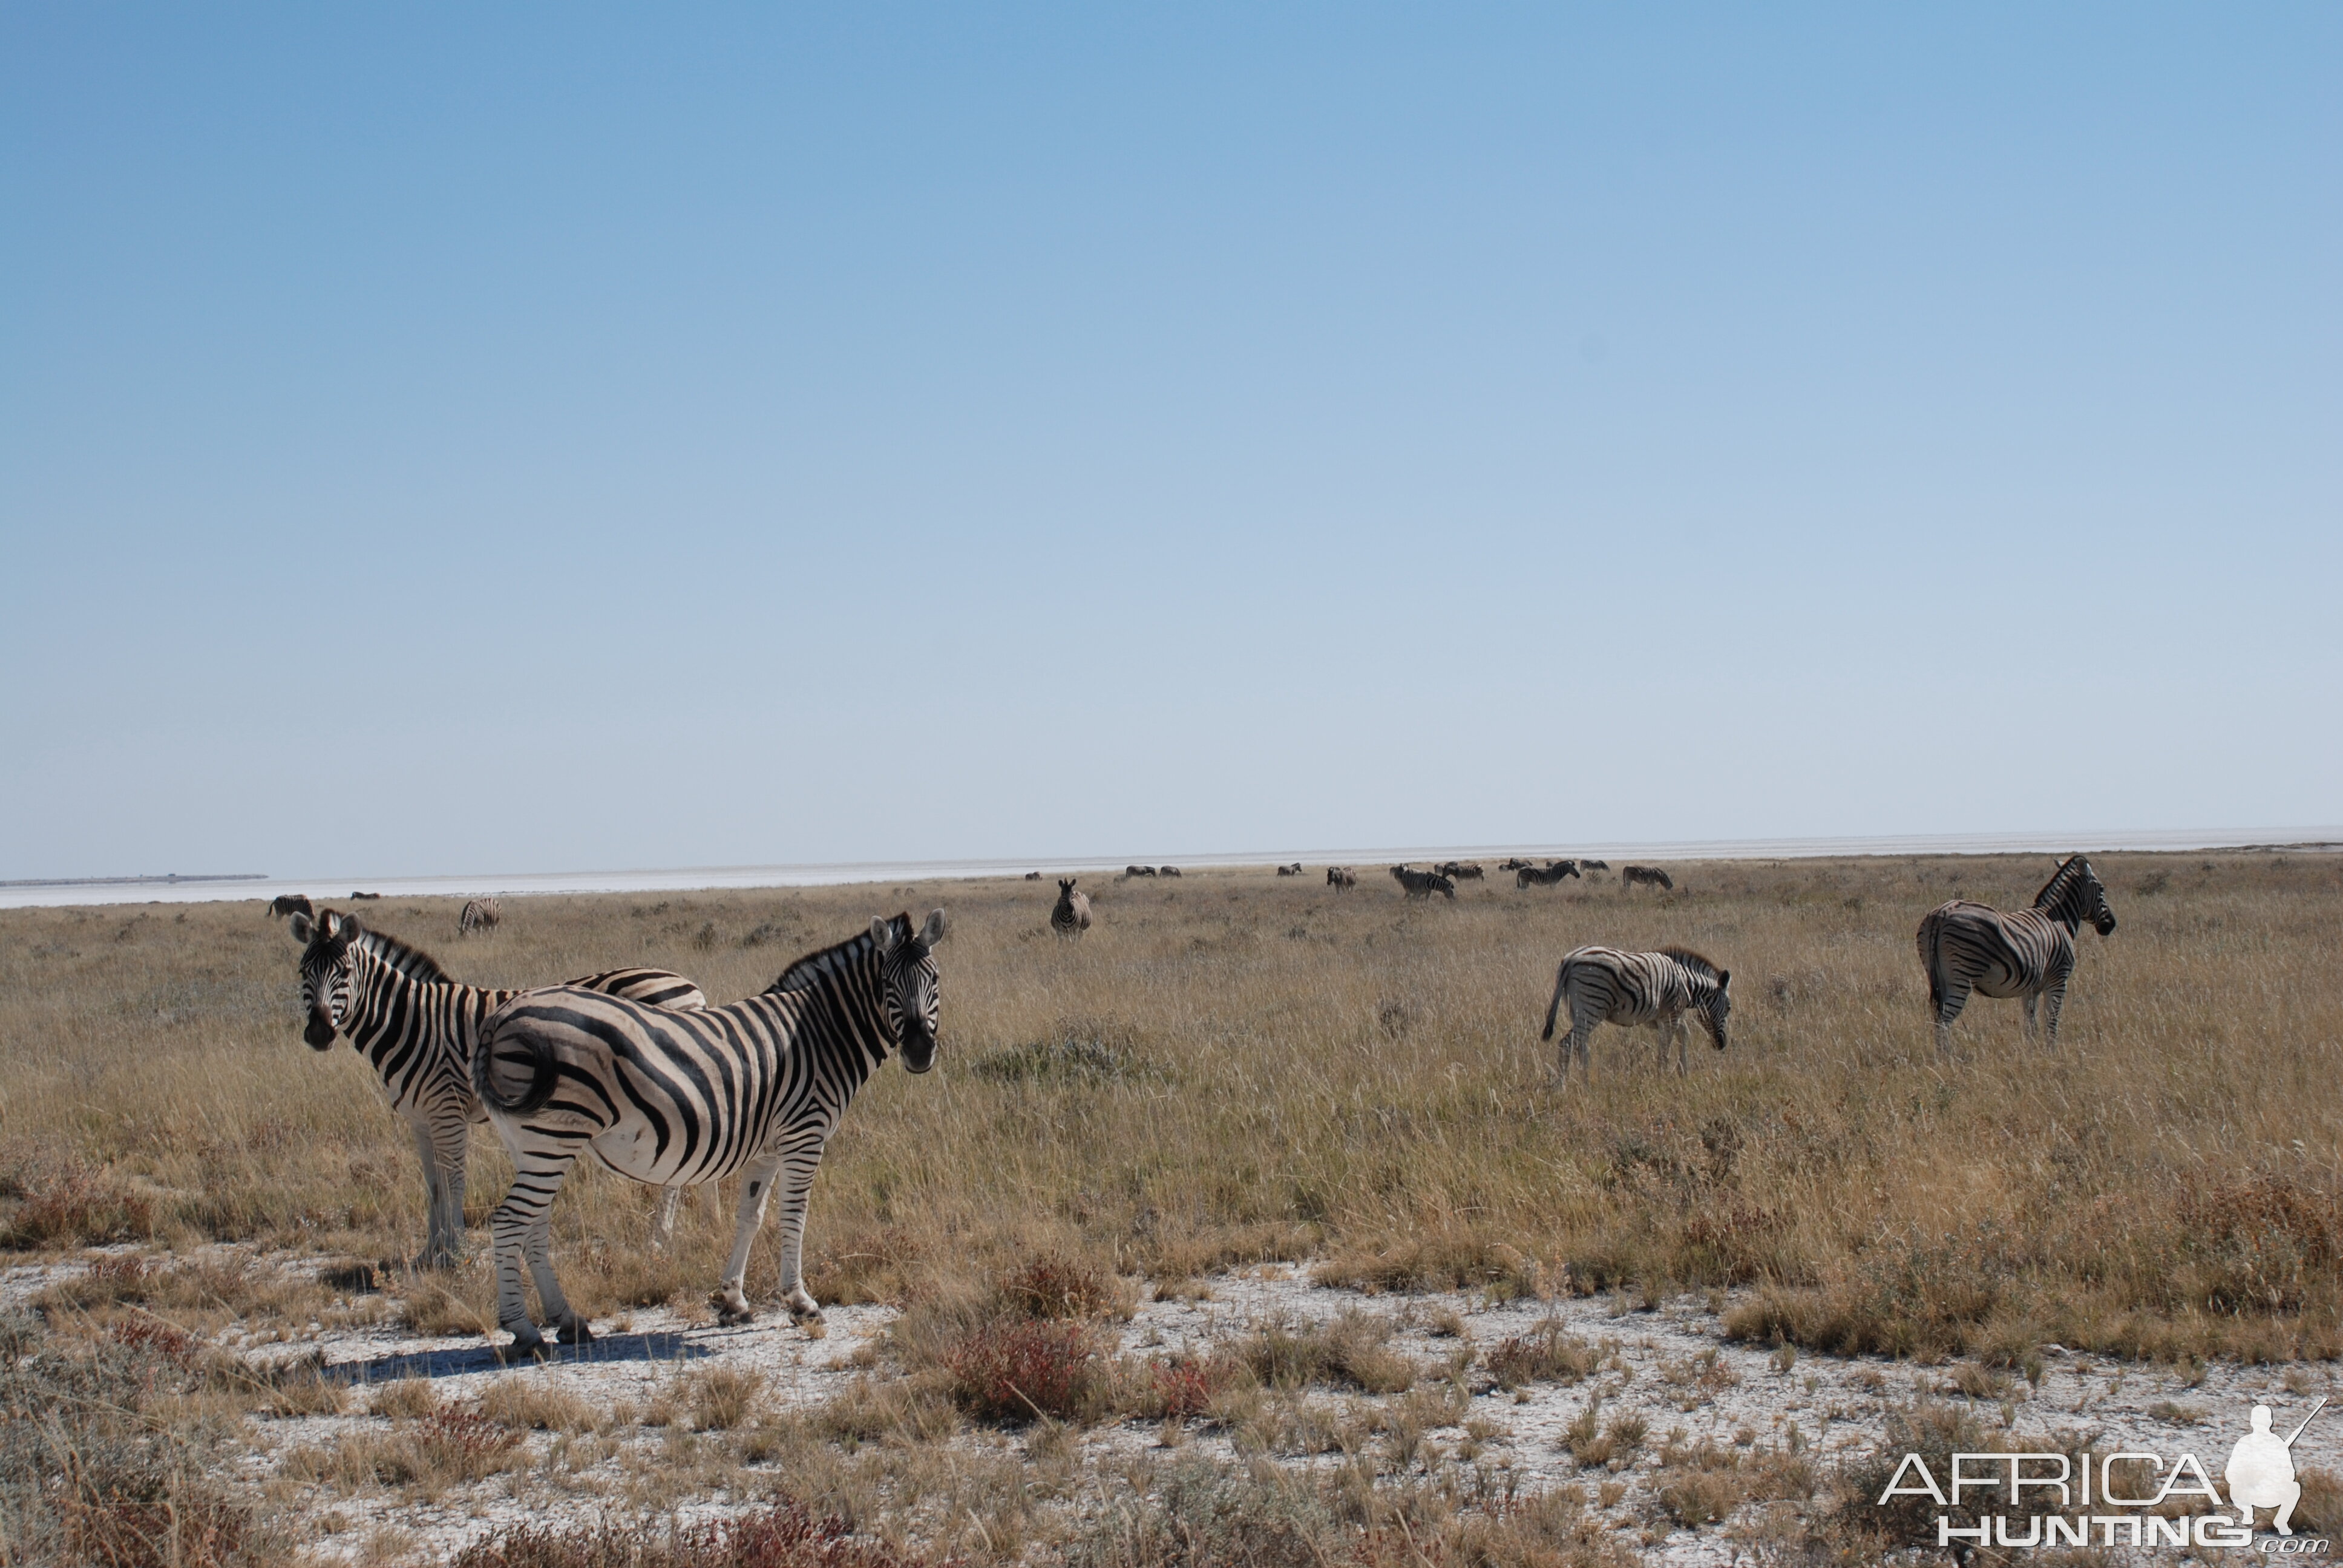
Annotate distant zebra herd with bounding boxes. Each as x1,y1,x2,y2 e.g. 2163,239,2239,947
264,852,2114,1353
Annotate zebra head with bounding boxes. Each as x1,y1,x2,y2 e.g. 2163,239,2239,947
2036,855,2118,938
289,908,361,1050
1665,947,1733,1053
870,908,948,1074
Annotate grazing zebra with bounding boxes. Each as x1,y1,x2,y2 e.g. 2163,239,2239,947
266,893,314,921
288,909,704,1269
350,890,383,900
1540,946,1732,1080
1326,866,1357,891
1581,860,1610,871
1620,864,1674,890
1023,871,1042,880
1276,862,1303,877
1159,865,1182,878
1437,861,1486,881
1124,865,1157,878
1517,860,1581,889
1390,865,1457,900
1499,858,1534,873
470,910,948,1354
1916,855,2116,1058
1050,877,1092,939
459,898,502,936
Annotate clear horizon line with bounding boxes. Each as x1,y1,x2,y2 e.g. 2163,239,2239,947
7,826,2339,910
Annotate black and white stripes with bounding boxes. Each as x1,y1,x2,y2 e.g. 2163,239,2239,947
289,909,702,1269
1539,945,1732,1080
468,909,948,1354
1916,855,2115,1057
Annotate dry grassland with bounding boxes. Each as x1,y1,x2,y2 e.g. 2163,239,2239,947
2,851,2341,1564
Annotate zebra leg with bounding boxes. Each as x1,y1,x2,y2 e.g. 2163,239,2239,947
767,1130,831,1325
2021,994,2039,1039
2040,980,2068,1048
409,1119,467,1272
712,1152,787,1325
1567,1016,1596,1081
649,1185,684,1253
485,1148,578,1355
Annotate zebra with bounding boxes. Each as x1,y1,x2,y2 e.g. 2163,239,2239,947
288,908,704,1270
1023,871,1042,881
1517,860,1581,889
1050,877,1092,939
1390,865,1456,900
1276,863,1303,877
1581,860,1610,871
350,890,383,900
1540,946,1732,1080
459,898,502,936
1159,865,1182,878
1124,865,1157,878
1437,861,1487,881
266,893,314,921
1916,855,2116,1058
1326,866,1357,891
469,909,948,1354
1620,864,1674,890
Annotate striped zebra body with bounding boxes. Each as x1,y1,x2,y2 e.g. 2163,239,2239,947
1916,856,2115,1057
289,909,703,1269
470,909,948,1354
1326,866,1357,891
1620,864,1673,890
459,898,502,936
1517,860,1580,889
1539,945,1732,1080
1050,878,1092,939
1391,866,1457,900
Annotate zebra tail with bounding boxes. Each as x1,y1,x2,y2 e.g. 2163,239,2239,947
473,1004,560,1118
1540,964,1570,1042
1915,912,1944,1014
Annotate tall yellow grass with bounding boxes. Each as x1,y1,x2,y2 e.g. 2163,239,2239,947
2,851,2338,1361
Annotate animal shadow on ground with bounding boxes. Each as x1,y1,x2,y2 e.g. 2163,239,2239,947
326,1329,708,1384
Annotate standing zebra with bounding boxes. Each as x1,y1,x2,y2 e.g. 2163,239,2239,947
288,909,704,1269
266,893,315,921
1276,863,1303,877
459,898,502,936
471,910,948,1354
1916,855,2115,1058
1050,877,1092,939
1517,860,1581,889
1390,865,1457,900
1326,866,1357,891
1620,864,1674,890
1540,946,1732,1080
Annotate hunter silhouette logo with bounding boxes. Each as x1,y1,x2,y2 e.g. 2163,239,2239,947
2227,1399,2325,1537
1876,1396,2330,1550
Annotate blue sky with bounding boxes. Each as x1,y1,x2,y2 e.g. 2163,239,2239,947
3,4,2336,878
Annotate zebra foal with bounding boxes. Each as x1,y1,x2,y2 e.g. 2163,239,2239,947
1540,946,1732,1080
289,909,705,1269
471,910,948,1354
1050,878,1092,938
1916,855,2115,1058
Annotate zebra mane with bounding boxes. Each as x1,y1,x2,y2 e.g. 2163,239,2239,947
353,926,451,984
767,915,908,995
1660,946,1724,984
2031,855,2091,912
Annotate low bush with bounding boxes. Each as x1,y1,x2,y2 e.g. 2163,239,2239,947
450,1500,946,1567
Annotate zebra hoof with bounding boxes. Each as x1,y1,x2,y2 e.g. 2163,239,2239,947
556,1317,595,1347
501,1325,548,1361
711,1291,756,1327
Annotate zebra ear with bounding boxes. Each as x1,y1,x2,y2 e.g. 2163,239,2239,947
871,916,898,953
288,912,313,944
919,909,948,948
1717,969,1731,989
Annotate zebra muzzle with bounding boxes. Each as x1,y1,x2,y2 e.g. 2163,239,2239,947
304,1011,337,1050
